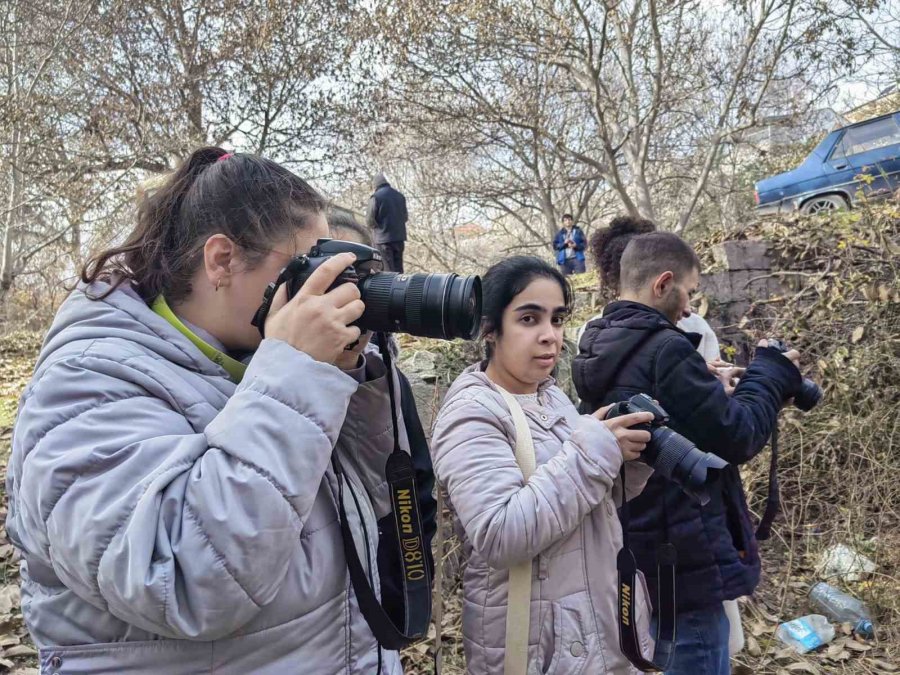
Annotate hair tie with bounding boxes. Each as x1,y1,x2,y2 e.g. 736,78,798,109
217,153,233,162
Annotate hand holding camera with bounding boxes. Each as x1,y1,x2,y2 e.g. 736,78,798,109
265,251,365,365
594,406,654,461
759,339,822,411
603,394,729,505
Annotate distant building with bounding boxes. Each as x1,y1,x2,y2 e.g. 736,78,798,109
844,85,900,123
453,222,487,238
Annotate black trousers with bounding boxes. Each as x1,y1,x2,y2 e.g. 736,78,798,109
378,242,405,273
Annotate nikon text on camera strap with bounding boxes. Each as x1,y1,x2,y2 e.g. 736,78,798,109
332,332,432,651
617,464,677,672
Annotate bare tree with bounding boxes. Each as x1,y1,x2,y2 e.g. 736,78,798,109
374,0,857,237
0,0,375,308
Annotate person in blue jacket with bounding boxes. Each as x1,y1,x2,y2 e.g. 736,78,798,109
552,213,586,276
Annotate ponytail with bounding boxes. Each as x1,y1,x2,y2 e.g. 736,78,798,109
81,147,326,302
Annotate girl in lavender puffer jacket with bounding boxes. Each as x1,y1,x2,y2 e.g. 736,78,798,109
7,148,405,674
432,256,657,675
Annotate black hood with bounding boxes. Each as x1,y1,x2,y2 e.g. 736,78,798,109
573,301,699,404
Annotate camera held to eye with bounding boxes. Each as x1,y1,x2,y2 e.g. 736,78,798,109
252,238,482,341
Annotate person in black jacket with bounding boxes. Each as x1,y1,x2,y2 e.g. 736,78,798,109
573,232,803,675
366,173,409,273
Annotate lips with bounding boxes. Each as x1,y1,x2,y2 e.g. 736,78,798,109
534,354,557,366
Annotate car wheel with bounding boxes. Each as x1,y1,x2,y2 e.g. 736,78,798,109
801,194,847,215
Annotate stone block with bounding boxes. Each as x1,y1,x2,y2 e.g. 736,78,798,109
700,272,731,301
713,240,771,271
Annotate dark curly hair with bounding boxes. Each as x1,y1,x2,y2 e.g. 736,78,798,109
588,215,656,294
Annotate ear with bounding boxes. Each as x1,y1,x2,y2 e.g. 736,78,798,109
203,234,237,287
651,271,675,298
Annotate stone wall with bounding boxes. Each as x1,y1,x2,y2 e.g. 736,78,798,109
700,239,783,361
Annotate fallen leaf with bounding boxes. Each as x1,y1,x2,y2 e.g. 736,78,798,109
2,645,35,657
851,326,864,343
825,642,851,661
0,590,17,618
843,640,871,652
787,662,821,675
698,296,709,318
775,647,798,660
746,634,761,657
869,659,899,672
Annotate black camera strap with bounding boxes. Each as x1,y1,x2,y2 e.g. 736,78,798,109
332,332,432,651
617,466,677,672
250,256,311,338
755,424,780,541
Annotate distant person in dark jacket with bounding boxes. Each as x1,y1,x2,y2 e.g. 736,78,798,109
366,173,408,273
552,213,586,276
573,232,805,675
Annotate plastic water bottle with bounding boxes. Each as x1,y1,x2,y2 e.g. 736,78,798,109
775,615,835,654
809,582,875,639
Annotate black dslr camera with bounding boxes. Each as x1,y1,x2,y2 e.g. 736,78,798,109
252,238,482,341
605,394,728,505
766,339,822,411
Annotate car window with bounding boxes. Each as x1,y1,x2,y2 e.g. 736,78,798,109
837,118,900,157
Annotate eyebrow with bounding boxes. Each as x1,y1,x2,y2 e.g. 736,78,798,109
513,303,569,314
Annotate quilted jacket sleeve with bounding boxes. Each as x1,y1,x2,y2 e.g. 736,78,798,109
654,340,801,465
431,392,623,569
8,338,357,641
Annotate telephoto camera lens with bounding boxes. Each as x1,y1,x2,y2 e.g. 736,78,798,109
357,272,482,340
605,394,728,505
276,239,483,342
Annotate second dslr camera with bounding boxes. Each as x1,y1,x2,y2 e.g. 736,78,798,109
605,394,728,505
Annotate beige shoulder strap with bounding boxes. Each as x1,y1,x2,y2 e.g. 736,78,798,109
494,385,536,675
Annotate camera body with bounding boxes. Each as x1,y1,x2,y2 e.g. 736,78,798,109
766,339,822,411
604,394,728,505
280,238,482,341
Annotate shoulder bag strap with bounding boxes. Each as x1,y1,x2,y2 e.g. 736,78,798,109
494,385,537,675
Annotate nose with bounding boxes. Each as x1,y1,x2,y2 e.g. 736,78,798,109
538,323,557,344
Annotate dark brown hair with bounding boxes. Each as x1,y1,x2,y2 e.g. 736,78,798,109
619,232,701,292
480,256,573,359
81,147,327,302
588,215,657,293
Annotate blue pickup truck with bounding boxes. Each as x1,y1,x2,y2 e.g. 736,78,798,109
755,110,900,215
